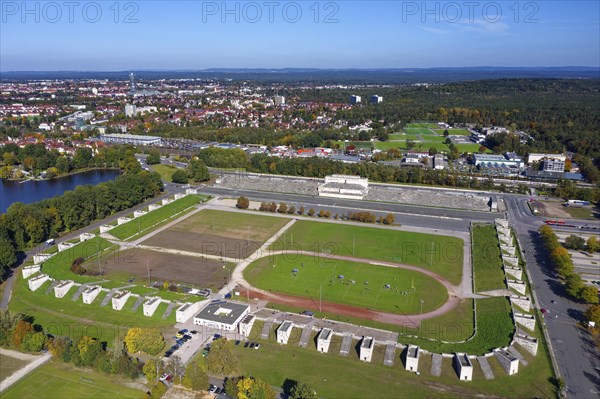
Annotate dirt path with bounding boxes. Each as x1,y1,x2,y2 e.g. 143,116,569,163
0,349,51,393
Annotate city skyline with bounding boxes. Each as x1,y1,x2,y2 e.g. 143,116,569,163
1,1,599,71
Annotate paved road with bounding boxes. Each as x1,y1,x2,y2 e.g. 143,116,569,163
506,196,600,398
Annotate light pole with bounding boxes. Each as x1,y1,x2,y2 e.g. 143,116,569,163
147,261,151,287
420,299,424,314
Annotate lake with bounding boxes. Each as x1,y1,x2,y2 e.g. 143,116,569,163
0,169,121,214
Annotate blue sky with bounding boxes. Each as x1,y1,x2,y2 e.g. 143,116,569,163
1,1,599,70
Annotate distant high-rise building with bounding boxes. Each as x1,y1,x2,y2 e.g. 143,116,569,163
350,95,361,104
125,104,137,117
370,95,383,104
274,95,286,105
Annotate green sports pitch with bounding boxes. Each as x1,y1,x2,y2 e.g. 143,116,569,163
244,254,448,314
270,220,464,285
2,364,142,399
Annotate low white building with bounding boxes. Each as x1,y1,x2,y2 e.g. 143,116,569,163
454,353,473,381
148,203,162,211
99,224,114,233
404,345,420,372
22,265,41,279
193,301,250,331
133,210,147,218
57,242,76,252
186,188,199,195
117,217,132,225
162,198,173,206
143,297,162,317
239,314,256,337
318,175,369,200
174,193,185,200
33,254,53,264
79,232,95,242
276,321,294,345
112,290,131,310
317,328,332,353
54,280,75,298
28,273,50,291
176,301,204,323
82,285,101,304
360,336,374,362
494,348,519,375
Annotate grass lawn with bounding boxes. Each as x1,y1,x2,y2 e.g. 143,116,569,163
563,206,598,220
374,141,406,150
245,254,448,314
150,163,178,182
337,141,374,149
433,129,471,136
236,316,554,398
41,237,115,283
2,362,143,399
404,127,436,135
387,133,421,141
109,194,207,240
0,353,29,383
270,220,464,285
406,122,440,129
404,296,514,354
472,224,506,293
9,273,177,346
456,143,487,153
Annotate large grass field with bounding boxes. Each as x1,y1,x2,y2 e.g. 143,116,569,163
150,163,179,182
472,224,506,293
235,314,555,399
403,296,514,354
0,353,29,383
109,194,207,240
270,220,464,285
404,127,436,135
2,362,143,399
406,122,440,129
245,254,448,314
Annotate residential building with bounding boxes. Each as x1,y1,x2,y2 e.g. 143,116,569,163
349,95,361,104
125,104,137,117
274,95,286,105
370,95,383,104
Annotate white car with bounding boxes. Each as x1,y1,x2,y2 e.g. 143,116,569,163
208,385,218,393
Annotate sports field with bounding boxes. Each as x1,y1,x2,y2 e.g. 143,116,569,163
433,129,470,136
472,224,506,293
142,209,288,259
270,221,463,285
245,254,447,314
406,123,440,129
404,127,436,135
2,363,142,399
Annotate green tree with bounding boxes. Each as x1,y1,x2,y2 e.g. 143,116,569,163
587,236,600,253
236,376,276,399
565,235,586,250
206,338,239,376
0,310,22,347
47,336,72,362
428,147,437,156
290,381,318,399
146,151,161,165
0,237,17,275
236,197,250,209
182,362,209,391
405,139,415,150
171,169,189,184
188,158,210,182
143,359,160,383
579,286,599,304
76,336,103,367
22,331,47,352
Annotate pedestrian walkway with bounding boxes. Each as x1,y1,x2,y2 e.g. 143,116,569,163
340,334,352,356
0,349,51,393
384,343,396,366
431,353,442,376
477,356,495,379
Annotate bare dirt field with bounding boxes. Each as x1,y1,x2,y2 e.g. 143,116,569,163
168,209,288,241
143,231,262,261
88,248,228,289
532,200,599,220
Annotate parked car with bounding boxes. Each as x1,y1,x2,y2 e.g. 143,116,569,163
254,343,261,350
244,342,249,348
235,340,241,346
208,385,218,393
249,343,255,348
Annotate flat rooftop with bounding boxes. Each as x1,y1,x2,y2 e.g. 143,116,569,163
361,337,373,349
145,297,160,305
194,301,249,325
496,349,518,361
179,303,190,312
240,314,255,324
56,280,73,288
114,290,130,299
457,353,472,367
407,345,419,358
83,285,99,293
319,328,332,341
321,182,366,191
279,321,292,332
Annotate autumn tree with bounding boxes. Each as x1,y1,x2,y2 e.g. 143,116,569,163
278,203,288,214
580,286,599,304
236,197,249,209
124,328,165,355
12,320,33,349
236,376,276,399
383,213,395,225
206,338,239,376
585,305,600,325
143,359,161,383
564,235,586,250
587,236,600,253
47,336,72,362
